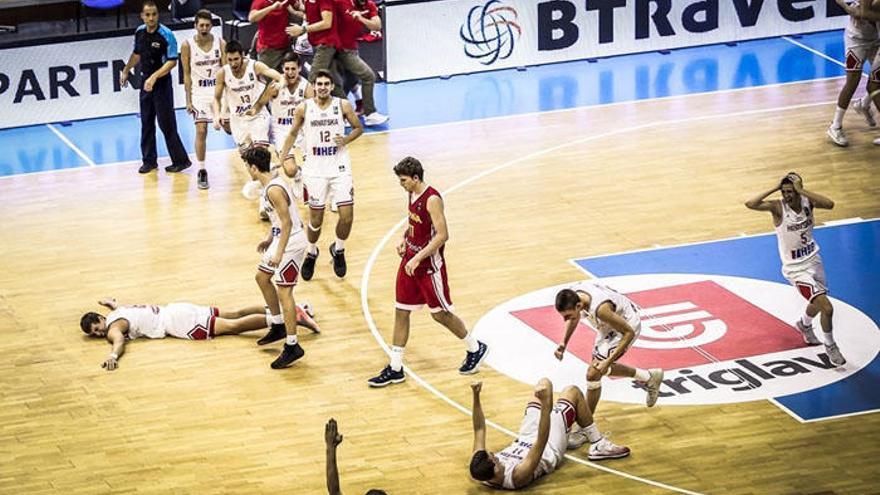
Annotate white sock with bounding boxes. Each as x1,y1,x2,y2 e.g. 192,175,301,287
832,106,846,128
390,345,405,371
801,314,814,326
584,423,602,443
861,93,872,108
822,331,836,346
633,368,651,382
286,334,298,346
271,314,284,325
198,161,205,170
463,331,479,353
335,239,345,251
308,243,318,255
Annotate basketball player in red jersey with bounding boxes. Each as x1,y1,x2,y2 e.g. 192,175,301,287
368,157,489,387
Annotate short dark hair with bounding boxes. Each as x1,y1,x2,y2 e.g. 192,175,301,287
80,312,102,334
555,289,580,312
226,39,244,55
469,450,495,481
313,69,336,85
194,9,212,22
282,52,300,66
393,156,424,181
780,171,801,188
364,491,387,495
242,146,272,173
141,0,157,11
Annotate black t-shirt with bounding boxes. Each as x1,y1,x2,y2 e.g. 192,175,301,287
133,23,179,79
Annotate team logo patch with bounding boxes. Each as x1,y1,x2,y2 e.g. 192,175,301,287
473,274,879,406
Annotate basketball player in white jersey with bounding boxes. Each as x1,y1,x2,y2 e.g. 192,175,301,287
746,173,845,365
80,297,320,371
180,9,226,189
242,146,313,369
211,40,283,154
269,52,313,164
468,379,630,490
280,69,362,281
827,0,879,146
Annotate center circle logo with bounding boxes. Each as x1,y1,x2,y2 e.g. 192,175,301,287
460,0,521,66
472,273,880,405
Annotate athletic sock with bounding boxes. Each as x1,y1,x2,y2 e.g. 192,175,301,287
198,160,205,170
633,368,651,382
463,331,479,353
308,243,318,256
822,331,836,346
390,345,405,371
832,106,846,128
801,314,814,326
271,314,284,325
286,334,298,346
335,239,345,251
584,423,602,443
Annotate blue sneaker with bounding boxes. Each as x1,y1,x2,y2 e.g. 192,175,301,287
368,365,406,387
459,341,489,375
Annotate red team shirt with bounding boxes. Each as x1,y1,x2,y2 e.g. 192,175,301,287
396,186,453,312
305,0,340,48
335,0,378,51
251,0,291,51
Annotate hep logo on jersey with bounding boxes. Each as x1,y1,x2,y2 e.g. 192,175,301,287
473,274,879,407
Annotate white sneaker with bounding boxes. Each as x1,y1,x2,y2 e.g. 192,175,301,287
827,126,849,147
567,427,590,450
588,434,631,461
645,368,664,407
874,137,880,146
363,111,389,127
853,98,877,127
795,320,821,345
825,343,846,366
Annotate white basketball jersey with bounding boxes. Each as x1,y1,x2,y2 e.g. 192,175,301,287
223,59,268,119
106,305,164,340
271,77,308,127
845,2,879,41
775,196,819,267
261,176,307,246
572,282,639,339
494,438,550,489
187,35,222,94
303,97,351,177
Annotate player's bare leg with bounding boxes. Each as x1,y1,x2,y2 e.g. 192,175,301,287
368,309,411,387
302,207,325,280
195,121,209,189
868,80,880,145
392,308,412,347
255,270,287,346
270,285,305,369
811,295,844,365
329,204,353,278
606,362,664,407
213,313,268,335
585,361,604,414
431,310,488,374
430,310,467,339
218,305,266,319
828,71,862,146
562,385,631,459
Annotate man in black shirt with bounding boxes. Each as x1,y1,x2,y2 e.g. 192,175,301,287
121,0,191,174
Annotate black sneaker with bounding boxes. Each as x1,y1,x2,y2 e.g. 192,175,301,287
271,343,305,369
459,341,489,375
367,365,406,387
329,244,347,278
165,162,192,173
197,169,209,189
138,162,158,174
302,248,319,281
257,322,287,345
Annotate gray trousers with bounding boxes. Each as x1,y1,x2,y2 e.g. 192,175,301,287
335,49,377,115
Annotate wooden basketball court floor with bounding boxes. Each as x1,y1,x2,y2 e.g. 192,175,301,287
1,77,879,494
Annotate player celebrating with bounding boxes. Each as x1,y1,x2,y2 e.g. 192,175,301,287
468,379,630,490
180,9,225,189
243,147,314,369
554,283,664,412
367,157,488,387
269,52,313,166
80,297,319,371
745,172,844,365
212,40,283,154
280,70,362,280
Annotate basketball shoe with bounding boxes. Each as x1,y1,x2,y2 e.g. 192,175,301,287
588,434,631,461
368,365,406,387
645,368,664,407
459,341,489,374
795,320,821,345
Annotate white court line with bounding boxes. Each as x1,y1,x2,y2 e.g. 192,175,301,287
782,36,847,69
360,97,859,495
0,73,847,181
45,124,96,167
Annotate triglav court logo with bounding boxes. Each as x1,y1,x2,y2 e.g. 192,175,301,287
473,274,879,406
460,0,521,65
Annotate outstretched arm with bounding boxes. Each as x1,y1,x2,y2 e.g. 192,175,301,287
103,325,127,371
325,418,343,495
594,303,636,374
471,382,487,453
98,298,119,310
555,316,580,360
511,380,553,488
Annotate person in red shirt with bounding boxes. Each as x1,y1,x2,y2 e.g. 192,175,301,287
368,157,489,388
249,0,299,71
287,0,339,87
334,0,387,126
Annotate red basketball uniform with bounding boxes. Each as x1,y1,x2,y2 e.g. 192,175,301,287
395,186,454,313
